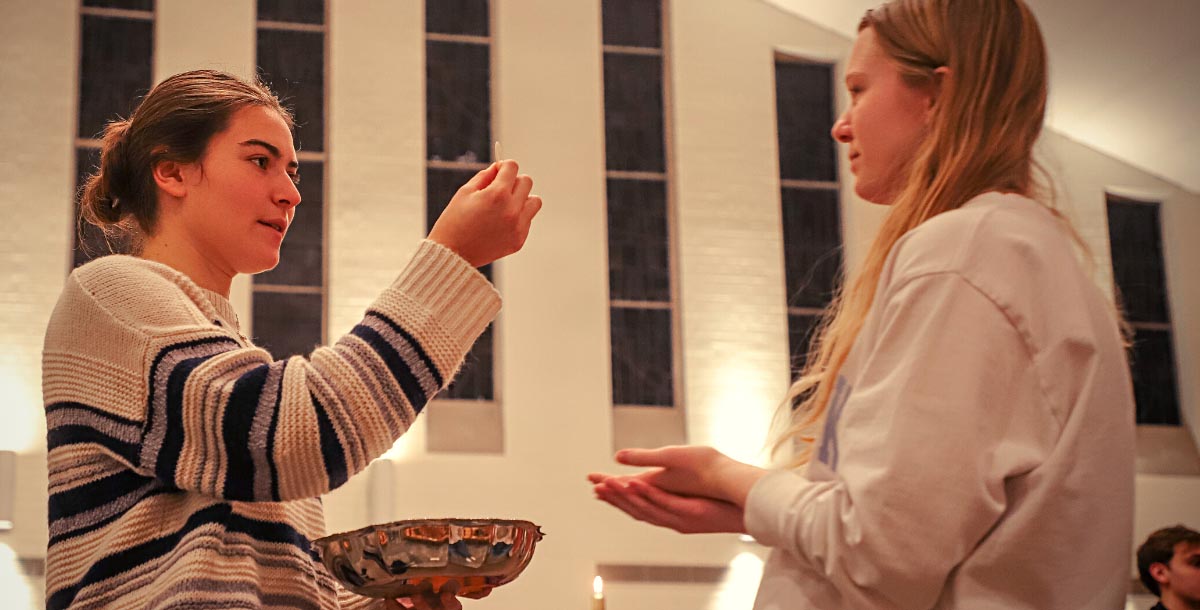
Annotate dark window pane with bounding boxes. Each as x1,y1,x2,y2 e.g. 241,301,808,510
607,178,669,302
78,15,153,139
426,167,493,281
788,313,822,378
426,0,489,36
610,306,673,406
252,291,323,359
426,167,476,233
1106,198,1170,323
441,325,494,400
73,147,132,267
782,188,841,308
256,161,323,286
776,61,837,182
84,0,153,10
427,41,491,163
603,53,665,172
258,28,325,152
257,0,325,24
602,0,661,48
1129,328,1181,425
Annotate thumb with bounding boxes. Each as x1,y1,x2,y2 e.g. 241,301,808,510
615,447,672,468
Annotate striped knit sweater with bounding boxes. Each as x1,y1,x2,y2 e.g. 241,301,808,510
42,240,500,610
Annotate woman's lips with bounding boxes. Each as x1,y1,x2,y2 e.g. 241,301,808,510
258,220,285,236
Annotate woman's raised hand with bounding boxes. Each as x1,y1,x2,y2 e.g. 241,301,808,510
427,160,542,268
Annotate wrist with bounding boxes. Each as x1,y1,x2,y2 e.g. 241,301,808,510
713,460,767,508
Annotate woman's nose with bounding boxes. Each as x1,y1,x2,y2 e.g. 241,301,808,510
277,176,301,209
831,114,851,143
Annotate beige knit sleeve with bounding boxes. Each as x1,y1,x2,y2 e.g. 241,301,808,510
45,241,500,502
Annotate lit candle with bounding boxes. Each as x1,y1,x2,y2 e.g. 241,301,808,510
591,575,606,610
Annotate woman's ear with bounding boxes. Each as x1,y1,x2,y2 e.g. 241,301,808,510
927,66,951,116
152,159,189,199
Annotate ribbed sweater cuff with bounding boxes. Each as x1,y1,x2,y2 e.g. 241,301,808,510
391,239,501,353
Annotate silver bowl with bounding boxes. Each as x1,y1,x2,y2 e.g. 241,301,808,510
313,518,545,599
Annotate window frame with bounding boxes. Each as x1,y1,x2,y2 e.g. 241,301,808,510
421,0,500,406
602,0,682,411
71,4,155,271
774,53,843,380
250,1,330,358
1104,191,1199,475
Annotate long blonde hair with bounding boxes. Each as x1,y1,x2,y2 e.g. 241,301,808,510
774,0,1053,466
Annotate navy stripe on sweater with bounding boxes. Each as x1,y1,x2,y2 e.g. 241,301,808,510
46,425,139,465
48,469,155,523
46,502,318,610
266,373,283,500
221,363,271,500
365,309,443,388
46,401,143,463
144,336,239,483
351,316,435,415
312,392,349,490
46,401,142,427
48,487,170,547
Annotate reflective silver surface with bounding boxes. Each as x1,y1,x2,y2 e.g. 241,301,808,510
313,518,544,599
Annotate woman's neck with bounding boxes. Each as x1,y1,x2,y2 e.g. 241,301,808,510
139,233,234,298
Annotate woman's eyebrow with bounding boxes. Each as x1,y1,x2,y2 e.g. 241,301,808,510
239,139,299,170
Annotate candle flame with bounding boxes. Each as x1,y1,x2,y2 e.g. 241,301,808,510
593,575,603,597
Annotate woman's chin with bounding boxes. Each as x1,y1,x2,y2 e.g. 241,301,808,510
242,255,281,276
853,182,898,206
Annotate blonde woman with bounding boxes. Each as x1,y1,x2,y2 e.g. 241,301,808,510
43,70,540,610
589,1,1135,608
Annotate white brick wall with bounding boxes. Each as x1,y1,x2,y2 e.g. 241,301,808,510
0,0,76,565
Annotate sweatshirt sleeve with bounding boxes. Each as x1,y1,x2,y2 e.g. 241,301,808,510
743,271,1057,609
44,241,499,503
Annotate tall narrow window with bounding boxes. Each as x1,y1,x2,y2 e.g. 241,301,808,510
775,58,841,378
1106,194,1181,425
425,0,495,400
73,1,154,268
602,0,678,409
252,0,327,359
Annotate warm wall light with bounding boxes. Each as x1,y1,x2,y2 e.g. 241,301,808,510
591,575,605,610
0,450,14,530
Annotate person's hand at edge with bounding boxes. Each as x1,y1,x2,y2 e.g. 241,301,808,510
597,445,768,507
386,578,468,610
590,473,747,534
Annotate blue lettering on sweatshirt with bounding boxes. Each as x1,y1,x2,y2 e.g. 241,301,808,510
816,376,851,471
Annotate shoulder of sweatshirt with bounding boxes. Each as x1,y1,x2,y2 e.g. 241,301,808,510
886,192,1082,295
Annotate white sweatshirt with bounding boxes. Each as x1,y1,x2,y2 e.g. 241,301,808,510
745,192,1135,610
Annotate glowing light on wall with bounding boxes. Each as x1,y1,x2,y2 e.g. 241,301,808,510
0,367,41,453
381,421,424,462
706,364,776,467
0,543,36,609
708,551,766,610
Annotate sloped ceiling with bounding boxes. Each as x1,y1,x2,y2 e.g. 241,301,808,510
760,0,1200,194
